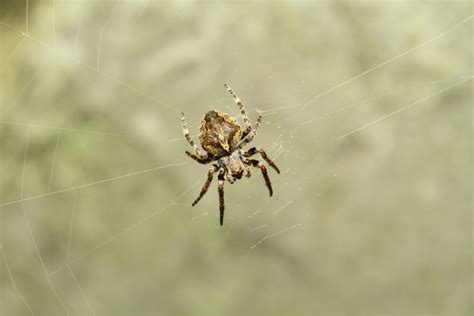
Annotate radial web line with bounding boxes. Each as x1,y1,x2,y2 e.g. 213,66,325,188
67,265,95,316
66,189,78,264
298,94,387,129
3,71,38,114
0,246,35,315
96,0,119,71
1,121,139,139
293,76,469,134
47,130,61,192
52,0,56,48
191,211,208,220
25,0,29,35
297,14,473,112
251,223,303,249
65,190,95,314
248,209,262,219
68,265,96,316
0,21,181,113
20,128,71,315
0,159,188,208
74,7,83,57
273,200,294,214
46,181,199,278
337,77,472,139
97,27,104,70
248,224,268,231
0,38,25,74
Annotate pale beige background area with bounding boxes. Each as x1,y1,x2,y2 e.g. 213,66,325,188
1,1,472,315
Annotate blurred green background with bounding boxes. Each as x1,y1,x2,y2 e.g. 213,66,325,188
1,1,472,315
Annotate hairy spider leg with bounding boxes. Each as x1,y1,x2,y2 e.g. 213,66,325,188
226,172,236,183
181,112,210,162
224,83,251,135
245,165,252,178
238,114,262,149
192,164,219,206
246,159,274,196
185,151,213,164
217,170,226,225
243,146,280,174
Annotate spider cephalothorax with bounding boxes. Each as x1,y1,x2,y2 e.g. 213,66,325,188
181,84,280,225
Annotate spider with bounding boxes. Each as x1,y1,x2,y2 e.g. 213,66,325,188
181,84,280,225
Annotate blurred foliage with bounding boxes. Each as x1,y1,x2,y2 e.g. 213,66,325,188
1,1,472,315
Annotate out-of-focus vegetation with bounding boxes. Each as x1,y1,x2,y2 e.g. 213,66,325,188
1,1,472,315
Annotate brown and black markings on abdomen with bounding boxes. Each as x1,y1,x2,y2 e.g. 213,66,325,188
199,110,242,157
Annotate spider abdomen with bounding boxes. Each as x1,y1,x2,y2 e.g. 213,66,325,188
199,110,242,157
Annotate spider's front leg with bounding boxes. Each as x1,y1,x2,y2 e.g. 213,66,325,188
185,151,213,164
181,112,210,164
239,114,262,148
224,83,251,135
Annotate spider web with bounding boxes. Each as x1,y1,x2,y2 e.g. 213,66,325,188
0,1,472,315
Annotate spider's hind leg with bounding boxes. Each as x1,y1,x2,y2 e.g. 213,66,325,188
245,166,251,178
243,147,280,173
217,171,226,225
192,164,219,206
246,159,274,196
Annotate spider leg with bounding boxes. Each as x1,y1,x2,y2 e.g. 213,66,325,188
239,113,262,148
246,159,274,196
254,113,262,131
226,172,235,184
192,164,219,206
245,166,251,178
243,147,280,173
181,112,207,159
217,170,226,225
185,151,213,164
224,83,251,134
